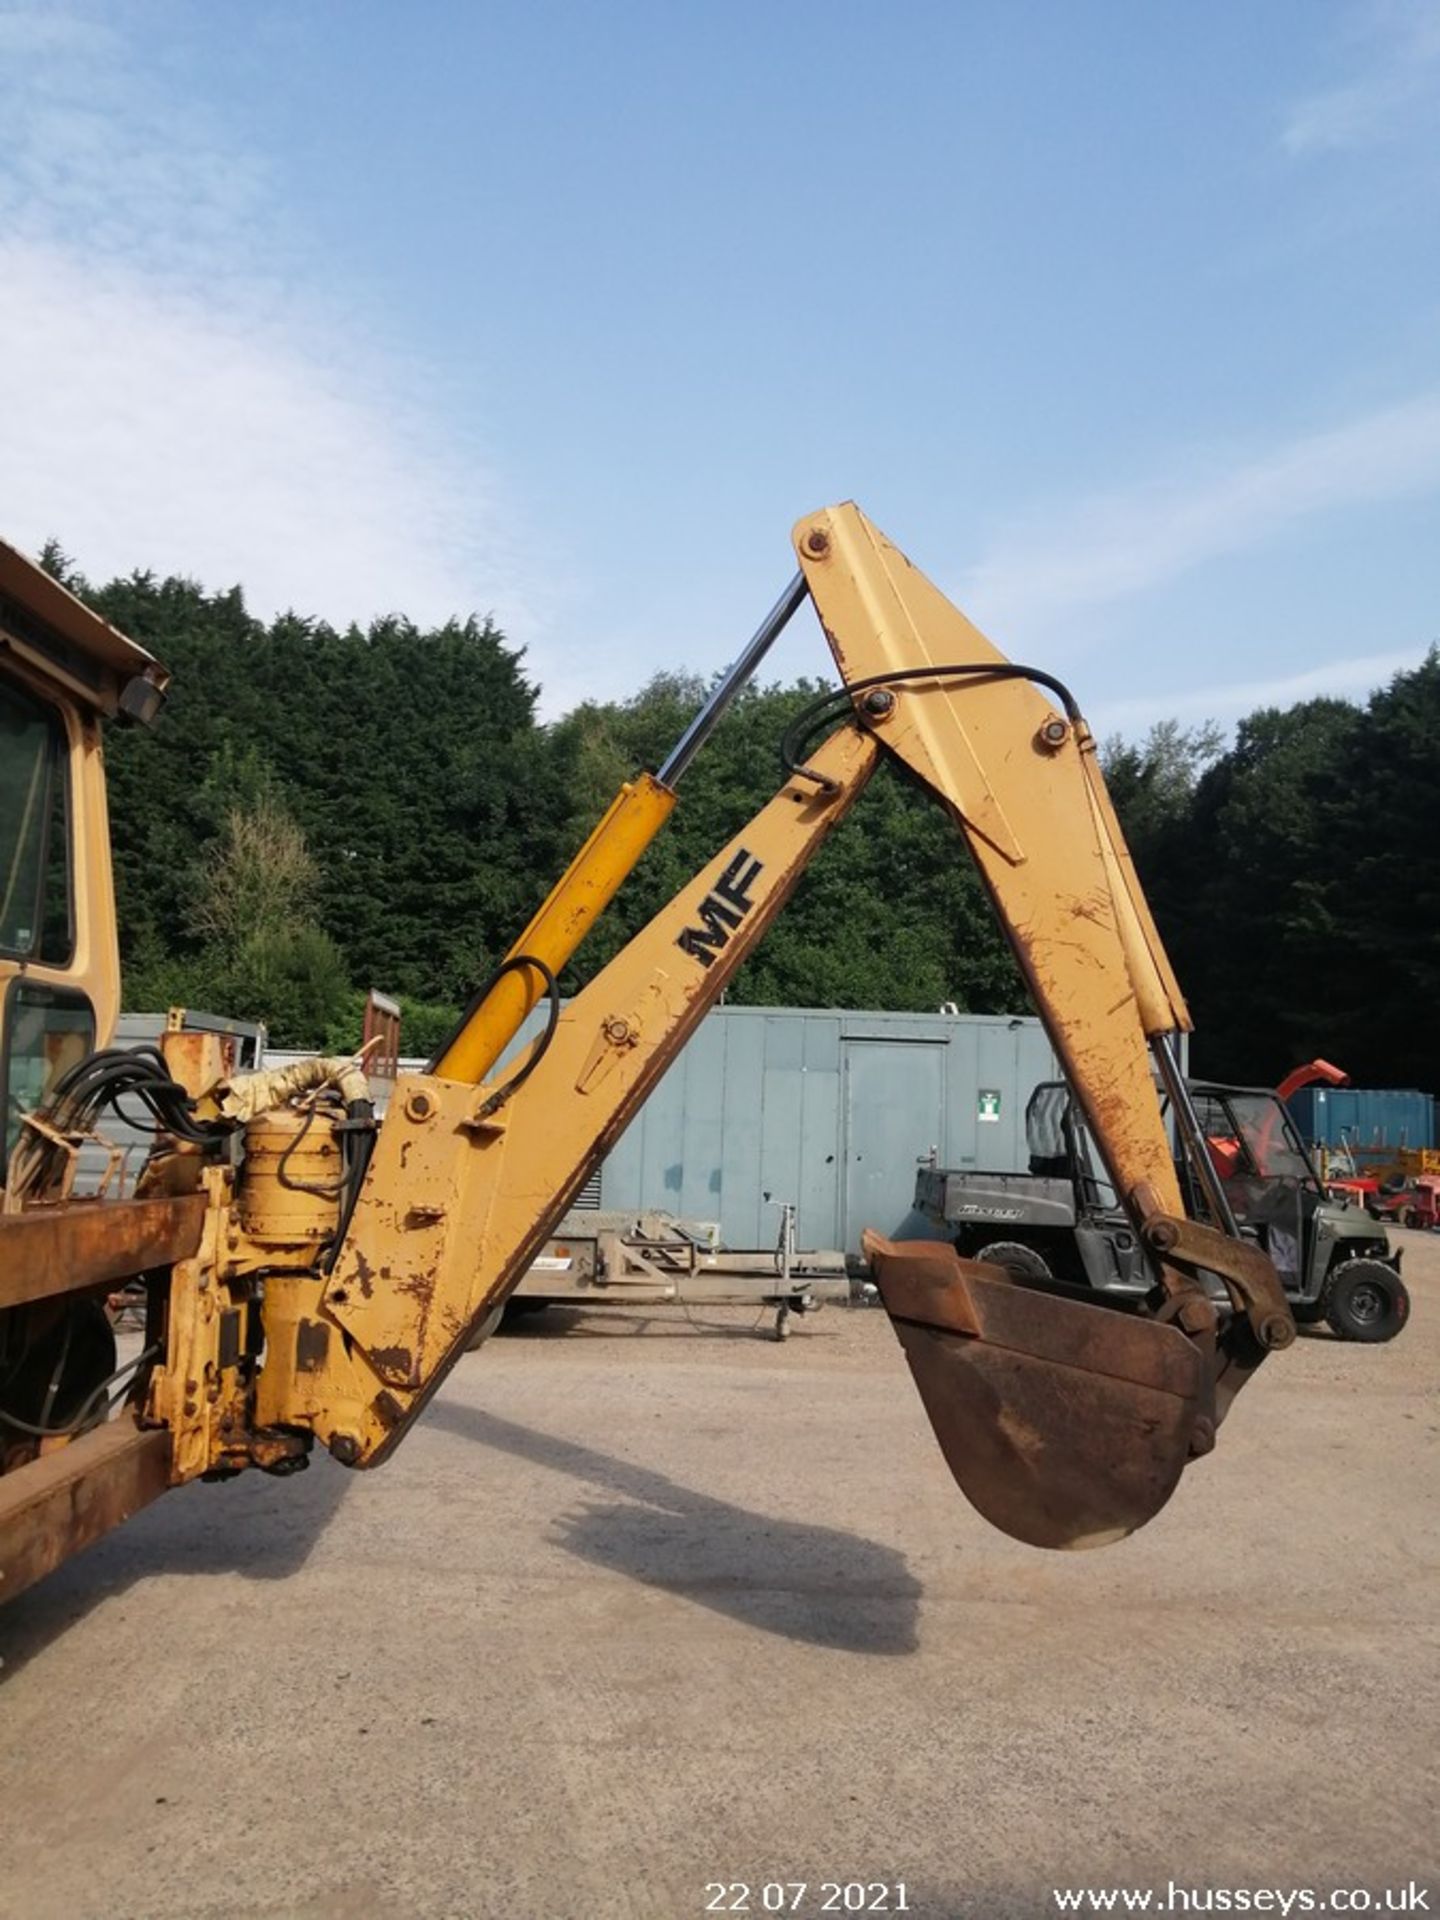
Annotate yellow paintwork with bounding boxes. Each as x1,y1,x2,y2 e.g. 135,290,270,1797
268,726,880,1461
264,505,1199,1461
794,503,1188,1219
0,503,1298,1594
0,541,159,1089
143,1164,239,1483
434,772,677,1083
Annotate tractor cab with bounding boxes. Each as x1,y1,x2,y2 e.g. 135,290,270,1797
0,539,166,1180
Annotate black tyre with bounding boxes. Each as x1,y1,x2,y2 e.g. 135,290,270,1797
1323,1260,1410,1343
975,1239,1054,1283
464,1302,505,1352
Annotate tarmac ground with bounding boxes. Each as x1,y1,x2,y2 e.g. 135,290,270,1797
2,1234,1436,1919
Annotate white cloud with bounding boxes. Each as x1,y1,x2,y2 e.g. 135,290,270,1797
0,3,536,642
1090,643,1431,738
962,392,1440,634
0,239,527,631
1282,1,1440,155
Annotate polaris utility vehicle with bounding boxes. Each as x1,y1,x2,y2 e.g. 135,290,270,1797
917,1080,1409,1343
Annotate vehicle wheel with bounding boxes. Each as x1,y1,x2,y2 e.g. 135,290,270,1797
1323,1260,1410,1343
464,1302,505,1352
975,1240,1054,1283
0,1299,118,1472
1403,1208,1422,1231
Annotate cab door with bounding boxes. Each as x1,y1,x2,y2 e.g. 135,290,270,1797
0,666,114,1176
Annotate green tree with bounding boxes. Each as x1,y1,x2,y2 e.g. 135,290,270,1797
1101,718,1224,870
1305,650,1440,1085
546,673,1023,1013
90,569,554,1024
74,540,1439,1088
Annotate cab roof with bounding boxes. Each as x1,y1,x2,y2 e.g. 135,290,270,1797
0,536,168,720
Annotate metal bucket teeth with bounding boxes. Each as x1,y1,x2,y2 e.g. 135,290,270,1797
865,1235,1207,1550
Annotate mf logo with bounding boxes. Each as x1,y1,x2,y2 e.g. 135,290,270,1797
676,848,763,969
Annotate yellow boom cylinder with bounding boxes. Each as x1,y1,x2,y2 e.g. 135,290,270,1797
432,771,677,1084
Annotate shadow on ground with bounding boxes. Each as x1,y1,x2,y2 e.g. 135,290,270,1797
0,1448,350,1678
496,1305,839,1344
428,1400,923,1655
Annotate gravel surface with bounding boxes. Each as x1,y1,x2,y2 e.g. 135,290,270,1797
1,1235,1436,1919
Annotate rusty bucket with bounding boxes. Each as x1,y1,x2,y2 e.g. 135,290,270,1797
866,1234,1211,1550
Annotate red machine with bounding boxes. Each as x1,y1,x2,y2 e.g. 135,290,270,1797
1372,1175,1440,1232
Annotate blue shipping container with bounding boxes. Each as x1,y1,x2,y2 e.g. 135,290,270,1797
1286,1085,1435,1152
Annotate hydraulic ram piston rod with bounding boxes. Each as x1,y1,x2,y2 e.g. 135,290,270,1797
435,573,810,1085
658,572,808,786
1153,1032,1242,1239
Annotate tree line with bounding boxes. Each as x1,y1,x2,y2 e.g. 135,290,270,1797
48,549,1439,1090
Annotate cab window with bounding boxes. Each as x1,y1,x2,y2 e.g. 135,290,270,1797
2,981,95,1172
0,677,72,964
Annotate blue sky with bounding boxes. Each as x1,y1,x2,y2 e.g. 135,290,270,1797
1,0,1437,731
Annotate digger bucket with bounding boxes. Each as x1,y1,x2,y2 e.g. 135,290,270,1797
867,1234,1212,1550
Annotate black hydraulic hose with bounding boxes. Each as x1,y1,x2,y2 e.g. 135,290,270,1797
465,956,562,1118
425,952,561,1084
779,662,1084,793
41,1049,226,1146
0,1343,162,1440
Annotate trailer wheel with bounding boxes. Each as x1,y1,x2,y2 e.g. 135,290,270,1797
464,1303,505,1352
975,1240,1054,1284
1323,1260,1409,1343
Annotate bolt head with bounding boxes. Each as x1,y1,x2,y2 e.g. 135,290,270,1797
801,527,830,558
861,688,896,718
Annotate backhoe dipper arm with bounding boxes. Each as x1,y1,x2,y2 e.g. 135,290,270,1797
794,505,1191,1220
259,503,1291,1548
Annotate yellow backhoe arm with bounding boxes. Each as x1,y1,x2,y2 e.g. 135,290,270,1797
257,722,881,1458
0,501,1297,1603
247,504,1292,1547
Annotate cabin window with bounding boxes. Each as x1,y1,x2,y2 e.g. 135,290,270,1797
2,980,96,1172
0,676,72,964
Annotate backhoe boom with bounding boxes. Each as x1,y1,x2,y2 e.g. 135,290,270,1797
256,504,1293,1540
0,502,1295,1603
